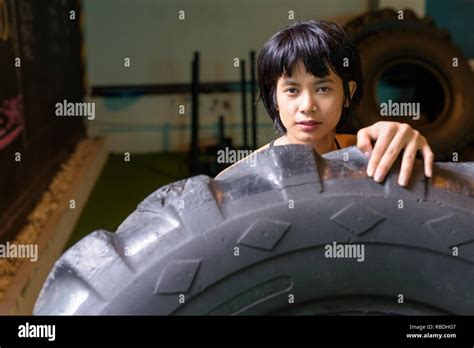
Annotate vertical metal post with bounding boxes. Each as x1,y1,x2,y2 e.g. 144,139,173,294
240,59,248,149
190,51,200,174
250,50,257,149
218,115,225,147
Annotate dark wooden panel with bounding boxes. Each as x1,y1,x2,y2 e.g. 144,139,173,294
0,0,85,243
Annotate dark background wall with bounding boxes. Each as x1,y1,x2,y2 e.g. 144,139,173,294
0,0,85,242
426,0,474,58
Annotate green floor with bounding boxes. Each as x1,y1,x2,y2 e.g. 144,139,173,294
65,152,189,250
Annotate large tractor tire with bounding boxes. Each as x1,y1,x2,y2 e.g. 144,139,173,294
344,9,474,159
34,145,474,315
345,8,450,44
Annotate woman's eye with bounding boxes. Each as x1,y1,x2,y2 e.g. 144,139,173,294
286,88,298,94
317,86,330,93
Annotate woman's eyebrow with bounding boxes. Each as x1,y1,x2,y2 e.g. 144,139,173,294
282,77,334,86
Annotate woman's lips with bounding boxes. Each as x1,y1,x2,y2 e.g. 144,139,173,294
296,120,321,131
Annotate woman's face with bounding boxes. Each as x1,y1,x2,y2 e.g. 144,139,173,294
275,60,354,145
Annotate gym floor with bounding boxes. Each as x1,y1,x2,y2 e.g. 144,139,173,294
64,152,189,250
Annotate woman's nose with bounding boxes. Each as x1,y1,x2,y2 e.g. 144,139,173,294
300,91,317,113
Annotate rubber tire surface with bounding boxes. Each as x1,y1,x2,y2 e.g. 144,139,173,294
34,145,474,315
344,8,450,44
344,9,474,158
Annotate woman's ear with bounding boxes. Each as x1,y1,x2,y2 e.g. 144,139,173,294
344,81,357,107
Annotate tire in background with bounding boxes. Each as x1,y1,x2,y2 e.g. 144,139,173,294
344,9,474,159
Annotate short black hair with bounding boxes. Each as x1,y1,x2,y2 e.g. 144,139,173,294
256,20,363,134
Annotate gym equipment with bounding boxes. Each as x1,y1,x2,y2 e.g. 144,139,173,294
250,50,257,150
189,51,258,176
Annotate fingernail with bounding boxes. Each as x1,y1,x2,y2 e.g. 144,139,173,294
367,166,374,177
374,171,383,182
398,177,407,186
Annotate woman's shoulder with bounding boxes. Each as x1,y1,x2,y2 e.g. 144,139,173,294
336,133,357,148
214,142,271,179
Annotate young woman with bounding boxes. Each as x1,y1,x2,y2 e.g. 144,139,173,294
217,20,434,187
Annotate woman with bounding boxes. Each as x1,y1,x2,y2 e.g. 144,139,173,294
217,20,434,187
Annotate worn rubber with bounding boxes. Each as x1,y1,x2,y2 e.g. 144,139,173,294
34,145,474,315
344,8,450,44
